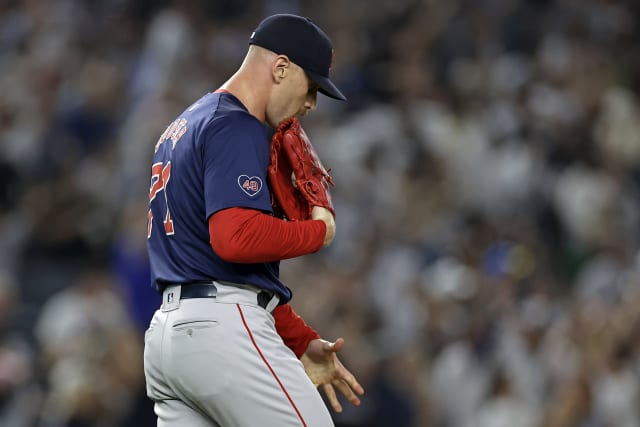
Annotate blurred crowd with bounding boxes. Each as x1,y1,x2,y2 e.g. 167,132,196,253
1,0,640,426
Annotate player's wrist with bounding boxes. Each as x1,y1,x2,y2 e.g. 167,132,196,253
312,206,335,246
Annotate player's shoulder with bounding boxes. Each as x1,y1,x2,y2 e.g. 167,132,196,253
180,92,224,120
215,95,261,126
209,96,265,135
176,92,267,152
175,92,255,133
183,92,258,127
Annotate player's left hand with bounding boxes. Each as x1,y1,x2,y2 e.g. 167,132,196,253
301,338,364,413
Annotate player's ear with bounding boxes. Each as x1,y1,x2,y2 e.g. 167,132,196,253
273,56,290,82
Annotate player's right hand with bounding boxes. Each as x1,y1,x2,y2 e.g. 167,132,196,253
301,338,365,413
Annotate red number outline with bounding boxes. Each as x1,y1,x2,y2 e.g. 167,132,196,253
148,161,174,238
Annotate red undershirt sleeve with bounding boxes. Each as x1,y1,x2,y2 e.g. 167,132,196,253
209,207,326,263
273,304,320,358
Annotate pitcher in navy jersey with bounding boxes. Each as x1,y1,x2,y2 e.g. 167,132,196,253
143,14,364,427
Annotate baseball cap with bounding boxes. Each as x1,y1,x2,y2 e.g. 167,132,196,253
249,14,346,101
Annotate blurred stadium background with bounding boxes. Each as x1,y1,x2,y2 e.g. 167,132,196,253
1,0,640,426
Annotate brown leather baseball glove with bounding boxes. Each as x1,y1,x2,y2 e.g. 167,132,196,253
268,117,335,221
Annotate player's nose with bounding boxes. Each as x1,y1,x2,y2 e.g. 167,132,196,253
305,92,317,111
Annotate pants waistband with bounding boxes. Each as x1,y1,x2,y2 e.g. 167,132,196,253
161,281,280,313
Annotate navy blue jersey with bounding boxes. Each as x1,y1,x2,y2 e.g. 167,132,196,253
147,91,292,302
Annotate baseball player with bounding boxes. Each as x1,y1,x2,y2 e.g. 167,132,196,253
143,14,364,427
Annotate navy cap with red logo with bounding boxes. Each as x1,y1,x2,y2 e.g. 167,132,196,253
249,14,346,101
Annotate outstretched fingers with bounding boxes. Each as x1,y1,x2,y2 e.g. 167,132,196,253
334,377,362,405
322,383,342,412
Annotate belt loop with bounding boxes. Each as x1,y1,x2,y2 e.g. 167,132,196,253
265,294,280,313
257,291,279,313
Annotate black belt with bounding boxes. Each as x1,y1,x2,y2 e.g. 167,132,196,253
178,282,274,310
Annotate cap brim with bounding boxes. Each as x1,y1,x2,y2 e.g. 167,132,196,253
305,69,347,101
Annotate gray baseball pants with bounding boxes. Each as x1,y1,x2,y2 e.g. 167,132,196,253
143,283,334,426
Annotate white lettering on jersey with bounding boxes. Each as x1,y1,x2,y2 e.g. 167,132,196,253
155,118,188,152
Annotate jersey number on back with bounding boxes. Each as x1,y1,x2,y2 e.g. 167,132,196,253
148,161,174,238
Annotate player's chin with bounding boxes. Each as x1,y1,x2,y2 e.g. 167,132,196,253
267,116,285,129
275,114,301,127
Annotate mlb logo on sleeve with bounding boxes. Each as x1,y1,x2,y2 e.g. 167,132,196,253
238,175,263,197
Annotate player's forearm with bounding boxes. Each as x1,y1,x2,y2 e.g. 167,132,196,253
209,207,325,263
273,303,320,358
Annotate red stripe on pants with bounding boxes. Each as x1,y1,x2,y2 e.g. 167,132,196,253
236,304,308,427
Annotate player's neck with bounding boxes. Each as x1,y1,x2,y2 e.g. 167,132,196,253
219,71,268,123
